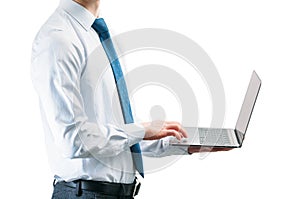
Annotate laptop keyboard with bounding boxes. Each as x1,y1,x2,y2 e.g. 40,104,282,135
199,129,231,146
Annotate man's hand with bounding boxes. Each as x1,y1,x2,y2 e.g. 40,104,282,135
188,146,233,154
142,121,188,141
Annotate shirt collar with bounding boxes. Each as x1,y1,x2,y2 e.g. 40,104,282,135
59,0,96,31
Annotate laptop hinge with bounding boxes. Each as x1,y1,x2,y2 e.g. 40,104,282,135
234,129,244,146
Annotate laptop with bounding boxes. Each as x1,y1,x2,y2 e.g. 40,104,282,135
171,71,261,148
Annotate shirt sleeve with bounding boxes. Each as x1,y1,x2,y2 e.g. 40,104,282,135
31,31,145,159
140,137,190,157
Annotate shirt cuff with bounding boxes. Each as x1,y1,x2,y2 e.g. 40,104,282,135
123,123,145,146
161,137,190,156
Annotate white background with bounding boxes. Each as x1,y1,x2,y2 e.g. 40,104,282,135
1,0,299,198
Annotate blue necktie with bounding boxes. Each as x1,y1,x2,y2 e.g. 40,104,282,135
92,18,144,178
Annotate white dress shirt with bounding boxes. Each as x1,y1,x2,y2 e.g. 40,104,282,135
31,0,187,184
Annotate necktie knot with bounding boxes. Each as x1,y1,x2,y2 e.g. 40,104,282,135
92,18,109,35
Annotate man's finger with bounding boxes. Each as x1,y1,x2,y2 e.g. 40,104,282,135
165,123,188,138
164,129,182,140
179,127,188,138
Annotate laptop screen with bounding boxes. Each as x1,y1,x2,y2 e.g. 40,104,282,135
235,71,261,136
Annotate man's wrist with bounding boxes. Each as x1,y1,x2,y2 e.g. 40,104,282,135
123,123,145,146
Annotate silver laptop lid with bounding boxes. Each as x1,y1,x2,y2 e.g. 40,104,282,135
235,71,261,138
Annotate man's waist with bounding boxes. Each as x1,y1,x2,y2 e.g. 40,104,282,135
55,178,141,197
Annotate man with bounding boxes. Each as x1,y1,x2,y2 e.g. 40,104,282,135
31,0,227,198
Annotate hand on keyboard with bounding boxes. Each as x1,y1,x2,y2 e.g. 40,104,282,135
142,121,188,141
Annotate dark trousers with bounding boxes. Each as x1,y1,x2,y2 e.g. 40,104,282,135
51,183,134,199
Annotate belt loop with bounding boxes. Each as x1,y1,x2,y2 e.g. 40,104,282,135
76,180,82,197
133,177,141,197
53,179,57,187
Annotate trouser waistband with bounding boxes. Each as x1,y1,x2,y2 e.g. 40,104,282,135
54,178,141,197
